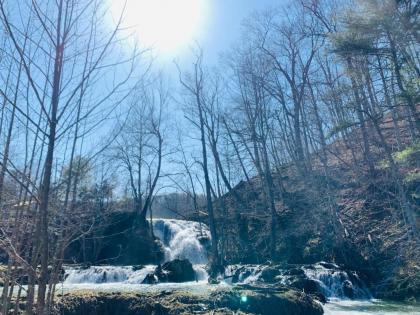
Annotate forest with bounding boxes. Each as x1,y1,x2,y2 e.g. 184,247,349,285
0,0,418,314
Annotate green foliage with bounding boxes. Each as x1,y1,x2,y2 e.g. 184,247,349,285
404,172,420,184
378,142,420,169
393,142,420,164
331,31,378,56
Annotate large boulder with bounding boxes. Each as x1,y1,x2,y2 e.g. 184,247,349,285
289,278,319,295
284,267,305,276
55,288,323,315
260,267,280,283
212,288,323,315
159,259,196,283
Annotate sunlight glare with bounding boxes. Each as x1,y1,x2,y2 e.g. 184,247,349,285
110,0,208,55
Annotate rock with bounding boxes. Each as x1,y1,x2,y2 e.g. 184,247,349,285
160,259,195,282
55,288,323,315
290,278,319,295
343,280,354,299
231,267,252,283
198,235,211,247
319,262,339,270
208,264,225,280
132,265,144,272
142,273,158,284
260,267,280,283
212,288,323,315
80,263,91,270
310,292,327,304
55,292,170,315
208,278,220,284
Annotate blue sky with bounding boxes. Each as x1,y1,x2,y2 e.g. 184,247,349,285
196,0,278,64
151,0,280,69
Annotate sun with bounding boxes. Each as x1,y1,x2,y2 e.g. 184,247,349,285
110,0,208,55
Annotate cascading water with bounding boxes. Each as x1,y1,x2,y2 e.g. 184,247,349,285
63,219,211,284
303,262,371,299
151,219,210,264
64,265,156,284
224,265,263,284
226,262,371,300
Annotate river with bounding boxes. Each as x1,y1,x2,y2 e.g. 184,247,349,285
58,219,419,314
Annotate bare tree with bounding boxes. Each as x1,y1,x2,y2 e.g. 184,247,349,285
177,49,221,272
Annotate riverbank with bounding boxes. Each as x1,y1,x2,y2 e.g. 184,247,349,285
54,286,323,315
2,262,420,314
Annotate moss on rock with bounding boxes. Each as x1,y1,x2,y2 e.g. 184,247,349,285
55,288,324,315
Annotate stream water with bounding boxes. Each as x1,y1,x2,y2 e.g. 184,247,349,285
60,219,419,314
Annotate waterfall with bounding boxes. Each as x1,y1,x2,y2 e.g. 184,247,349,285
64,265,156,284
224,265,263,284
303,262,371,299
152,219,210,264
224,262,371,300
63,219,210,284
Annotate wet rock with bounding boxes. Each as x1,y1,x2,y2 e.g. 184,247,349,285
231,268,252,284
310,292,327,304
260,267,280,283
54,284,325,315
209,277,220,284
55,292,170,315
55,291,253,315
141,273,158,284
289,278,319,295
212,288,323,315
198,235,211,247
160,259,195,282
343,280,354,299
80,263,91,270
318,262,338,270
228,265,260,284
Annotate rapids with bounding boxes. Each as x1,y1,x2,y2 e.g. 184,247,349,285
58,219,419,314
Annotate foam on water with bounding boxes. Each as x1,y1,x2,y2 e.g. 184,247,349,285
64,265,156,284
64,219,211,285
59,219,420,314
303,262,371,299
152,219,210,264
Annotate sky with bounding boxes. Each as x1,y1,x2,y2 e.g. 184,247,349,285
110,0,280,69
195,0,277,65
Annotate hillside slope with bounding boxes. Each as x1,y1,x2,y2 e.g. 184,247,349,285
208,115,419,301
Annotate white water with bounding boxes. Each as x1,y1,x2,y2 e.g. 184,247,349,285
59,219,419,314
64,265,156,284
224,265,264,284
303,262,371,299
63,264,208,284
63,219,210,285
151,219,210,264
323,299,420,314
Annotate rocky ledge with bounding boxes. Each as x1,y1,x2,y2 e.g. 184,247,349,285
226,261,371,302
54,287,323,315
142,259,196,284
